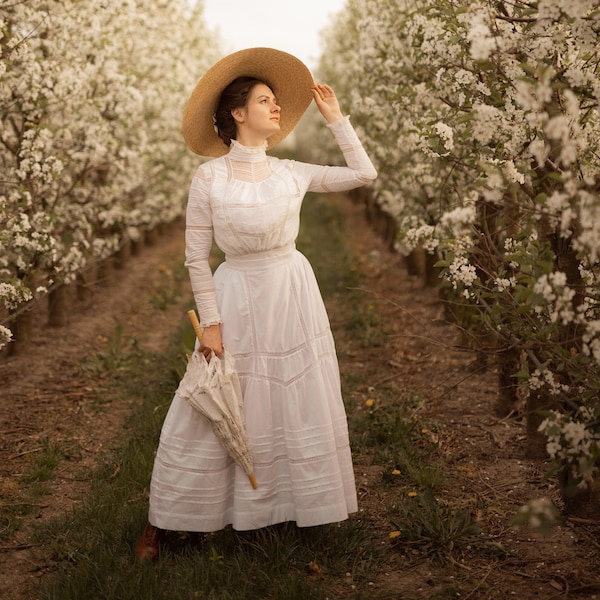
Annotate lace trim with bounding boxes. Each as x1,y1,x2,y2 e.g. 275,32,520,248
201,319,223,328
225,157,271,183
224,140,272,182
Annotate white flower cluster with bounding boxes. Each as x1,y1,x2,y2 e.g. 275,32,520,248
582,318,600,363
532,272,576,325
513,497,558,533
433,121,454,155
402,223,439,255
494,277,517,293
16,129,64,183
0,325,13,347
448,254,478,295
467,11,496,60
539,407,600,489
527,368,568,396
573,190,600,263
0,282,33,311
471,104,503,145
439,202,477,237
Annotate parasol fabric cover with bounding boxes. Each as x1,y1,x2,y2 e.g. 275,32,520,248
176,349,257,488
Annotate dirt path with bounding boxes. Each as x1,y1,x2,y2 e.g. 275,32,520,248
330,197,600,598
0,221,193,598
1,198,599,599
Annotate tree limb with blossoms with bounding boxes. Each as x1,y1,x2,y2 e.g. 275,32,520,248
308,0,600,520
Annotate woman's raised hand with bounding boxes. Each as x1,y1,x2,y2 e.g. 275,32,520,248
312,83,344,124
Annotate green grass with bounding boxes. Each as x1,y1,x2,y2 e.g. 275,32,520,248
31,193,462,599
0,439,66,541
390,487,481,565
34,323,379,599
297,193,359,297
20,439,64,484
80,323,134,377
148,260,188,310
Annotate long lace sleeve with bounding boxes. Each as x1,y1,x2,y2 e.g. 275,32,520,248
184,167,222,328
301,116,377,193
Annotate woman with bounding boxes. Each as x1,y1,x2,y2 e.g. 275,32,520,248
136,47,377,561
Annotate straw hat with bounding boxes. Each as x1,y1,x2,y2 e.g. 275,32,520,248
182,47,315,157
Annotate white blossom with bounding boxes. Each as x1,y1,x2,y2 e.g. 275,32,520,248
0,325,13,349
467,13,495,60
434,121,454,153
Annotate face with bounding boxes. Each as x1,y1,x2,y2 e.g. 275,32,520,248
232,83,281,142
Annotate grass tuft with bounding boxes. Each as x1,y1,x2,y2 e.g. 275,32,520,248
390,487,482,565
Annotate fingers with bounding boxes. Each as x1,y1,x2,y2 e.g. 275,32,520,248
198,343,224,360
312,83,335,98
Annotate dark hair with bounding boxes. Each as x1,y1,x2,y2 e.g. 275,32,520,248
214,76,268,147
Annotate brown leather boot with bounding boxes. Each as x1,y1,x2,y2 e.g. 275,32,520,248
135,521,164,561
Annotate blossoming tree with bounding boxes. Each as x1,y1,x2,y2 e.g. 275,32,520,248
0,0,220,349
310,0,600,517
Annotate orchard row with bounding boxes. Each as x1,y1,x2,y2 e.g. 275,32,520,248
1,0,220,348
305,0,600,515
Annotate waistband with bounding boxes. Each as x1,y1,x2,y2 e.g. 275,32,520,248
225,242,296,271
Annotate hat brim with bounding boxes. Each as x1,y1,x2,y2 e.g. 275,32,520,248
182,47,315,157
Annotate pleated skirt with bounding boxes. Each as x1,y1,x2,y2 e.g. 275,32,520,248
148,243,357,532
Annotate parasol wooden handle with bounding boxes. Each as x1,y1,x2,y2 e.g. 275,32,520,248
187,309,203,342
248,473,258,490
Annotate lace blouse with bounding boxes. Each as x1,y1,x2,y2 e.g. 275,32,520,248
185,116,377,327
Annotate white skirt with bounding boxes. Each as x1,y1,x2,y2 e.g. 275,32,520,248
148,243,357,532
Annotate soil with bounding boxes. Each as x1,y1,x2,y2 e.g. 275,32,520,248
1,198,599,599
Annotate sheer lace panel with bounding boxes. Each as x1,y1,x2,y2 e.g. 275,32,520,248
226,157,272,183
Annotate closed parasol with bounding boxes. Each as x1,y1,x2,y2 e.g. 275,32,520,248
177,309,257,490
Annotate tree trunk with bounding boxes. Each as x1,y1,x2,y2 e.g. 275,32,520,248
115,237,131,269
48,285,68,327
76,266,96,303
97,256,114,287
424,250,441,287
363,192,397,250
560,472,600,520
405,246,425,277
496,349,521,417
7,307,32,356
131,232,145,256
145,227,159,246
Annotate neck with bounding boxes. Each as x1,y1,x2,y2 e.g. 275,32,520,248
235,132,268,148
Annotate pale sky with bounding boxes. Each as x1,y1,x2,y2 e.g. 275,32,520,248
202,0,347,72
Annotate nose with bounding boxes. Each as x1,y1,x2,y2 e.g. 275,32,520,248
272,101,280,112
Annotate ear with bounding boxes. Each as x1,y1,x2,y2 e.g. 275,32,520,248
231,107,245,124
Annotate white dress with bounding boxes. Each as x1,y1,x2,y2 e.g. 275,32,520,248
148,117,377,532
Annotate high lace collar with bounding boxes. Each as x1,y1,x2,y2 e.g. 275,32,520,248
228,139,269,162
226,139,271,182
